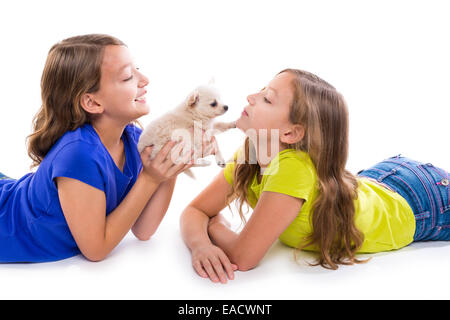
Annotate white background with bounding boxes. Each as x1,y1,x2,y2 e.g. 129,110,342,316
0,0,449,300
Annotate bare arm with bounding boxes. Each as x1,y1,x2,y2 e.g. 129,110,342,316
57,172,159,261
208,191,304,271
180,169,238,283
181,169,304,279
132,127,216,241
131,176,177,241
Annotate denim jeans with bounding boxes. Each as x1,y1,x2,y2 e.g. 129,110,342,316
357,155,450,242
0,172,11,180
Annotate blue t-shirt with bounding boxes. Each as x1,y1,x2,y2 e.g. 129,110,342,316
0,123,143,262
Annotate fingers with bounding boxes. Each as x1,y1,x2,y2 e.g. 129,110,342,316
193,258,233,284
201,258,228,284
158,140,186,171
140,145,154,161
187,127,218,157
218,252,235,281
162,140,184,171
202,136,217,157
211,257,229,284
198,255,234,284
199,259,220,283
193,260,208,278
192,246,236,284
154,140,178,164
167,149,195,177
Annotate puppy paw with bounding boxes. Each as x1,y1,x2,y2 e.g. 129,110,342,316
213,121,236,132
194,159,211,167
217,160,226,168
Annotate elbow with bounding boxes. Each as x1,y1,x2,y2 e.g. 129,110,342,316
131,227,154,241
82,249,108,262
85,255,105,262
80,241,112,262
136,234,152,241
232,254,260,272
236,261,258,272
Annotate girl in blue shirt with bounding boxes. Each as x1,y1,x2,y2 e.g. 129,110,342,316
0,34,213,263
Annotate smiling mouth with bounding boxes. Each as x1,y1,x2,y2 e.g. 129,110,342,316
135,90,147,103
135,95,146,103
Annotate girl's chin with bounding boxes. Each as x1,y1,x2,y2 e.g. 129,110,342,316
235,118,247,131
136,103,150,115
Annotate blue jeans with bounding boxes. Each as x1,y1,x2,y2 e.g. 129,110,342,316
0,172,11,180
357,155,450,242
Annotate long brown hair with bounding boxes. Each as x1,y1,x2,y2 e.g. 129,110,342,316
27,34,126,168
226,68,367,269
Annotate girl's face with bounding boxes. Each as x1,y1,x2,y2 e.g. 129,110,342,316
236,72,296,143
89,45,150,124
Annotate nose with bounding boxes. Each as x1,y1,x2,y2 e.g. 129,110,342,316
138,71,150,88
223,105,228,111
247,94,255,105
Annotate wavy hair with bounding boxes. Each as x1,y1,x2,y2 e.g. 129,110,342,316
226,68,367,269
27,34,126,168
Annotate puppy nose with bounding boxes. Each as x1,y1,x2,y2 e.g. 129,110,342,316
223,105,228,111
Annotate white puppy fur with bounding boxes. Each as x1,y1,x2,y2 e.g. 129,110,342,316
137,84,236,179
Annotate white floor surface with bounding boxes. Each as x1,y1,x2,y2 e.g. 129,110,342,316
2,165,450,300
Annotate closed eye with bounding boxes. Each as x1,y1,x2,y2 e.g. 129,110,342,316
264,97,271,104
123,67,139,81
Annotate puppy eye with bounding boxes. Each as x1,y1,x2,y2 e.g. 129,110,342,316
210,100,217,107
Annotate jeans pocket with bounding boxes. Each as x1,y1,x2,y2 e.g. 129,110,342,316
417,163,450,225
380,167,426,215
417,164,450,211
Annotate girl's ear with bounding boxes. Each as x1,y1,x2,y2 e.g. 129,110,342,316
280,124,305,145
80,93,104,114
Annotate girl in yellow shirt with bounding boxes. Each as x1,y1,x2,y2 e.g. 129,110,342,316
180,68,450,283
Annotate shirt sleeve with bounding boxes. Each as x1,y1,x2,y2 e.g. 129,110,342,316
223,146,244,185
261,156,315,202
51,141,106,192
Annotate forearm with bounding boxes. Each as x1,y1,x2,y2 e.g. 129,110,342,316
131,176,177,240
180,205,214,250
101,172,159,257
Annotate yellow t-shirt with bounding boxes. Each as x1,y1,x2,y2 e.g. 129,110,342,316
223,147,416,253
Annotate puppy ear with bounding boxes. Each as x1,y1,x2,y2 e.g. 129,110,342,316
187,91,199,107
208,77,215,85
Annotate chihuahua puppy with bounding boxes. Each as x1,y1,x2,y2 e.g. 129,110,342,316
137,84,236,179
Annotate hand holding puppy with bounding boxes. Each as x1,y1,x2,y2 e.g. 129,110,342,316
137,84,236,179
189,126,218,158
139,140,194,185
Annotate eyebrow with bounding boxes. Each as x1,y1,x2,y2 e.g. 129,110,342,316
118,63,132,73
268,87,278,95
262,86,278,96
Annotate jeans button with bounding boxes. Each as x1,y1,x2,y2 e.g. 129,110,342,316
441,178,449,186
